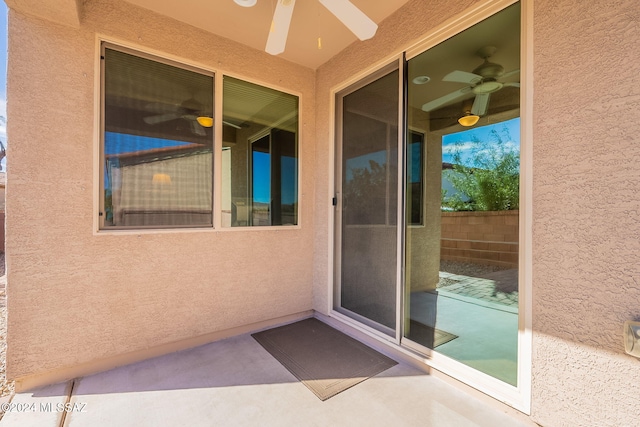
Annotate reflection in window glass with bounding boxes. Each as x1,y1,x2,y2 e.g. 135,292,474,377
336,68,399,333
101,47,214,228
407,131,425,225
222,76,299,227
404,2,520,386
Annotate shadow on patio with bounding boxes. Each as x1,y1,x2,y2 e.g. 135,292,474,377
2,320,532,427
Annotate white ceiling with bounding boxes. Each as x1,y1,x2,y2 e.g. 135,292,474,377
123,0,411,69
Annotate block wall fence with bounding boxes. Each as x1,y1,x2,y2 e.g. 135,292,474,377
440,210,519,268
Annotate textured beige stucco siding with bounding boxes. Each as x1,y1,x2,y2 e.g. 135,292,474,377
531,1,640,426
6,0,640,424
5,0,316,383
314,0,640,426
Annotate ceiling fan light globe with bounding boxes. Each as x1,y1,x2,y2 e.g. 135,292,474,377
412,75,430,85
234,0,257,7
473,81,503,94
458,114,480,127
196,116,214,128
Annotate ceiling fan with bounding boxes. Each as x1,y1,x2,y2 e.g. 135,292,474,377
235,0,378,55
143,98,211,136
421,46,520,117
143,98,242,136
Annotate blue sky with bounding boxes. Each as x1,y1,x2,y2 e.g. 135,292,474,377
442,117,520,166
345,117,520,185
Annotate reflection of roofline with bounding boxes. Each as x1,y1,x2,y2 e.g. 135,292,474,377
105,144,212,166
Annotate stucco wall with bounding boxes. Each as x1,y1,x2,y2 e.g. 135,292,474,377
6,0,316,383
531,1,640,426
314,0,640,426
6,0,640,425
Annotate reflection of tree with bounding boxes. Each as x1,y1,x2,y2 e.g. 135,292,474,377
443,127,519,211
344,160,387,224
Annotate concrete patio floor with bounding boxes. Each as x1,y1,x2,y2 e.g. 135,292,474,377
1,320,532,427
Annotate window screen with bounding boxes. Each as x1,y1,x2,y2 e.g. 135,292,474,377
101,46,214,228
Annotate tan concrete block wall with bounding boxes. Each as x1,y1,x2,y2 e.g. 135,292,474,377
441,211,519,268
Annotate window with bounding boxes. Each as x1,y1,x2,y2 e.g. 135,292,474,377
100,45,299,229
101,46,214,229
222,76,299,227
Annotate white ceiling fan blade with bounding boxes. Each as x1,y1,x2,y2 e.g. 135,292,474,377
503,82,520,88
144,102,182,114
143,112,180,125
318,0,377,41
265,0,296,55
443,70,483,85
501,69,520,79
222,120,242,130
421,87,471,112
471,93,490,116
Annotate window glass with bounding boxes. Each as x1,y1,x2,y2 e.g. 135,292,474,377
407,130,425,225
102,47,214,228
222,76,299,227
404,2,521,385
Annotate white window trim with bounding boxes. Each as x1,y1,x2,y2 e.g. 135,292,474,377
93,36,304,235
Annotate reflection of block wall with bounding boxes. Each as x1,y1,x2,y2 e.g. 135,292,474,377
440,210,519,268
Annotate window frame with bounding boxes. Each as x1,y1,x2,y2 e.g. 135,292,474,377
96,41,302,232
327,0,532,414
98,42,216,231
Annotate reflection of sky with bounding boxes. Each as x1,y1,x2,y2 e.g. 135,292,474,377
442,117,520,166
345,150,386,182
104,132,194,190
408,142,421,184
105,132,191,155
253,151,297,205
253,151,270,203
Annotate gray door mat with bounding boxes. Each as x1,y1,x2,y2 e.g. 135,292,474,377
252,318,398,401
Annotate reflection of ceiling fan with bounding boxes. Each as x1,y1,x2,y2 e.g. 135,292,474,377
235,0,378,55
143,98,211,136
421,46,520,116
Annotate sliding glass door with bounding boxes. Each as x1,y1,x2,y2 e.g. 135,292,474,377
334,64,401,336
404,2,521,385
334,2,522,388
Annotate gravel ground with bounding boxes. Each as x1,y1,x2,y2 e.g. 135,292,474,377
0,252,14,398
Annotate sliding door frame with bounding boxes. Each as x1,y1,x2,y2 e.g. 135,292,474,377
331,55,405,344
327,0,532,414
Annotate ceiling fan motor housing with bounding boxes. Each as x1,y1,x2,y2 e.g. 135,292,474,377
472,78,503,94
472,59,505,79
